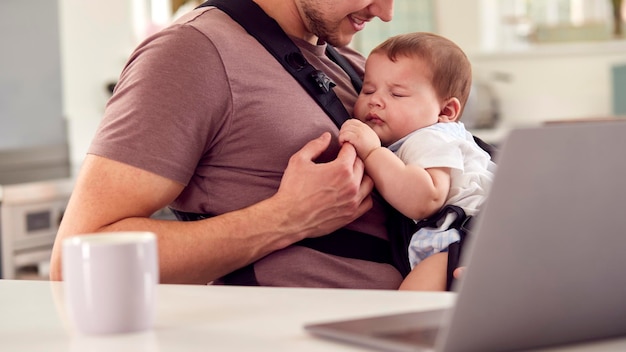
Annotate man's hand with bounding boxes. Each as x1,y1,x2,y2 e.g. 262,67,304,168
274,132,374,239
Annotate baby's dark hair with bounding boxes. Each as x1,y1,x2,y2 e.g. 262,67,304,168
370,32,472,116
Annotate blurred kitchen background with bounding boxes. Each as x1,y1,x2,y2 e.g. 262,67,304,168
1,0,625,280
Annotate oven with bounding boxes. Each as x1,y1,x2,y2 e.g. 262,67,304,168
0,178,73,279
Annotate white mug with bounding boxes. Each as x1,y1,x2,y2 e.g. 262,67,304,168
62,231,159,335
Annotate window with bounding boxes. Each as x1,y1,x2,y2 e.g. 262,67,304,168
482,0,625,50
132,0,177,41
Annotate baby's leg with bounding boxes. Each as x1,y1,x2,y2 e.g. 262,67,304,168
398,252,448,291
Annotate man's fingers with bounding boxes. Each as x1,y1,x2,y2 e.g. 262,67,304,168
336,138,357,160
295,132,332,162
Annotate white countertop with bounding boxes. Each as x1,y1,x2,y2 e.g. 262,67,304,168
0,178,74,204
0,280,454,352
1,280,625,352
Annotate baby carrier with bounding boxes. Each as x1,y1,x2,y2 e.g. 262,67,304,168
183,0,496,290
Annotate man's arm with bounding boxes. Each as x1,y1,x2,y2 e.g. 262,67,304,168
49,132,374,284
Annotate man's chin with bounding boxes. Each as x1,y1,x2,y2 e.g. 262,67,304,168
319,31,356,48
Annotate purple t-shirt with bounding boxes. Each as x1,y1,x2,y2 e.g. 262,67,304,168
89,7,402,289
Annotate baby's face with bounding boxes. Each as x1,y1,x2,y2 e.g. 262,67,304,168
354,52,442,145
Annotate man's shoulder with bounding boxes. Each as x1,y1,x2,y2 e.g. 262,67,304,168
171,7,245,38
334,45,366,74
172,6,228,25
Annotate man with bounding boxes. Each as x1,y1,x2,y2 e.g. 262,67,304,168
50,0,401,288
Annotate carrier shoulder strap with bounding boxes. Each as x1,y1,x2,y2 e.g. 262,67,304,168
325,45,363,94
197,0,355,128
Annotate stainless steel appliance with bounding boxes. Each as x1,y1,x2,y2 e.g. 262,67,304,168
460,80,501,130
0,178,73,279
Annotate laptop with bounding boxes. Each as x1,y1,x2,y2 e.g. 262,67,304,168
305,120,626,352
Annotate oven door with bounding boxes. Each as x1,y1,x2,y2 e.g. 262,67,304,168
1,179,72,279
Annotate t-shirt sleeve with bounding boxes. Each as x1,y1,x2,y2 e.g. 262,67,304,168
395,129,465,171
89,23,231,186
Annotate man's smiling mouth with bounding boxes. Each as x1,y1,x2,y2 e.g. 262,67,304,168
349,14,369,31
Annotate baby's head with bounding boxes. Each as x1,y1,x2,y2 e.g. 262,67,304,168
370,32,472,116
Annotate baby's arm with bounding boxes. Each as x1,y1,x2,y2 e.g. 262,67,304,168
364,148,450,220
339,120,450,220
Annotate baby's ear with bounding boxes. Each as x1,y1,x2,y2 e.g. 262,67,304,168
438,97,461,123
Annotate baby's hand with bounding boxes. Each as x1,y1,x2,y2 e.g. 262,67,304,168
339,119,381,160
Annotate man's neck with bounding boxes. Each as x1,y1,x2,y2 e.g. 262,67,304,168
253,0,318,44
